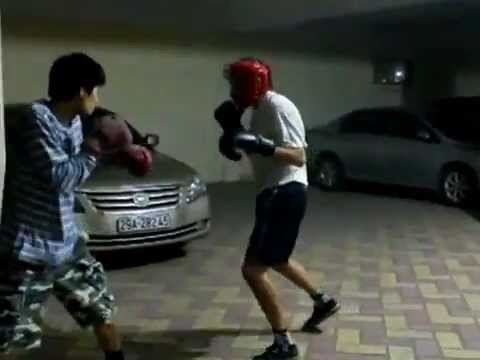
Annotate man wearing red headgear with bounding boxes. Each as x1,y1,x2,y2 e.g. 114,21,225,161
214,58,340,360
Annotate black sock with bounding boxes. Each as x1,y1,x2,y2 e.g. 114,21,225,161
273,329,294,350
105,350,125,360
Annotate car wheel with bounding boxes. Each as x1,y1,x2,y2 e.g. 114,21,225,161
439,167,476,206
313,156,345,191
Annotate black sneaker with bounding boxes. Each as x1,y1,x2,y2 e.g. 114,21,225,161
252,343,299,360
302,294,340,333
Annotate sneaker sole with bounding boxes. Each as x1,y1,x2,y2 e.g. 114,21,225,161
252,351,299,360
301,304,340,333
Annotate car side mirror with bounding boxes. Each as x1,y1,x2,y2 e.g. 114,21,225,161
144,134,159,147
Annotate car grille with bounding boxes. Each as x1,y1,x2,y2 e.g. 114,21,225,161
82,185,180,212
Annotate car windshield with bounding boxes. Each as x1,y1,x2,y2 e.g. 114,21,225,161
426,103,480,144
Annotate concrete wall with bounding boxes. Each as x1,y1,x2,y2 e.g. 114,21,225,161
454,61,480,97
3,27,401,183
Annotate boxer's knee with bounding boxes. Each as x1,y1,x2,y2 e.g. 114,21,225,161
242,259,267,283
242,263,255,282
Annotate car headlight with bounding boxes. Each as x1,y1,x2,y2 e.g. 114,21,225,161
185,176,207,204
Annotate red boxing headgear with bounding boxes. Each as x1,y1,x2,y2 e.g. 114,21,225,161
224,58,273,108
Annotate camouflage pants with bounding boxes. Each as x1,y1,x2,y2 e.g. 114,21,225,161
0,248,116,353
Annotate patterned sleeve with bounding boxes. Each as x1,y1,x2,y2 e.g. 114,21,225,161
22,106,97,193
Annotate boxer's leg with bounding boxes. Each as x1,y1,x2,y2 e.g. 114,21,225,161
0,261,52,356
274,259,317,296
242,258,298,360
242,259,286,331
94,323,122,358
245,187,299,359
53,244,124,360
272,183,340,333
274,260,340,333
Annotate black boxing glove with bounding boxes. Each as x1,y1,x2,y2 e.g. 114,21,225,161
233,131,276,157
214,100,245,133
214,100,246,161
219,133,242,161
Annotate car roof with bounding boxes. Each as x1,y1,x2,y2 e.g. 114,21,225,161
347,106,416,114
308,106,422,131
336,106,422,121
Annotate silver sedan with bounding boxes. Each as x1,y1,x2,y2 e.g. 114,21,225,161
306,106,480,206
4,104,211,251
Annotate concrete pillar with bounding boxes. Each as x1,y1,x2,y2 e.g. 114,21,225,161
402,55,455,111
0,11,5,220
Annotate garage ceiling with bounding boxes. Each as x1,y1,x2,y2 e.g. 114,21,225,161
3,0,480,57
285,0,480,56
2,0,455,32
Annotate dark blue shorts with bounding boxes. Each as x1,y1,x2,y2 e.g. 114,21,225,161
246,181,307,266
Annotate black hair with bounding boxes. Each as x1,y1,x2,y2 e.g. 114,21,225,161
48,52,106,101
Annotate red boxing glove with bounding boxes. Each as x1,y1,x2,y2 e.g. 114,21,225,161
95,115,133,154
83,136,103,158
124,144,153,176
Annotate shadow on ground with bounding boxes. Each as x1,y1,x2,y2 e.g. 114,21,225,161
316,180,480,222
18,328,281,360
461,204,480,223
341,180,438,204
92,244,188,271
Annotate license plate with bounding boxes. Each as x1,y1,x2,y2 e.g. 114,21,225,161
117,213,171,233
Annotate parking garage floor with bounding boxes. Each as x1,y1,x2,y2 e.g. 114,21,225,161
17,182,480,359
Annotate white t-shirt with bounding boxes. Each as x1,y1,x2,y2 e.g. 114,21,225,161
248,90,308,193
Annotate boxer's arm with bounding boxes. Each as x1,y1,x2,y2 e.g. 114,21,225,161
273,105,307,167
232,132,306,166
23,108,97,193
273,146,306,167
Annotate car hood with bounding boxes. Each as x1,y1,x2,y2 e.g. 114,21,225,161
78,151,196,191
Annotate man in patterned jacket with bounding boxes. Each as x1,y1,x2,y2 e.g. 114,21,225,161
0,53,126,360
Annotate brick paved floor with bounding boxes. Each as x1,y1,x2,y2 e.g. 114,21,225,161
13,182,480,359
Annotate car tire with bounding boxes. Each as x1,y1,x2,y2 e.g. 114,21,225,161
312,155,345,191
439,166,477,207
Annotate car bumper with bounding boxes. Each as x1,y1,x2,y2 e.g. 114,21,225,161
82,220,210,251
75,194,210,251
